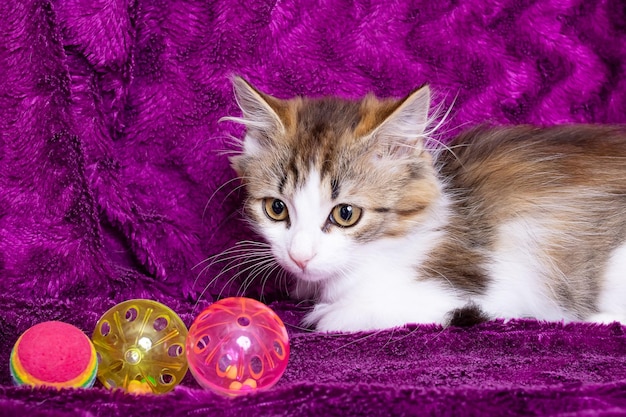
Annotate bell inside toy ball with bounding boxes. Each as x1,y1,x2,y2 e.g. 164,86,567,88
186,297,290,396
91,299,189,394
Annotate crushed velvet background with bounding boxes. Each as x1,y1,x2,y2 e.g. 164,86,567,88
1,0,626,415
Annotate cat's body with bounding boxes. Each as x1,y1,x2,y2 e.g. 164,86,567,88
226,77,626,332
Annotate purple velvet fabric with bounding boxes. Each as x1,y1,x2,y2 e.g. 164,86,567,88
1,0,626,415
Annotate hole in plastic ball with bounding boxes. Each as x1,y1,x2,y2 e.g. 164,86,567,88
195,335,210,351
274,340,284,357
167,344,183,357
160,372,175,385
153,316,169,332
237,316,251,326
96,352,102,364
249,356,263,378
106,379,117,388
218,355,231,373
100,320,111,336
110,360,124,373
125,307,138,322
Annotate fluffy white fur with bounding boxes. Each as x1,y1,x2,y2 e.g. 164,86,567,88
280,183,626,331
267,169,465,331
591,244,626,323
228,78,626,332
478,218,579,322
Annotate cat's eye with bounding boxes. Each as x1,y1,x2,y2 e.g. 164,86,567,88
329,204,362,227
263,198,289,221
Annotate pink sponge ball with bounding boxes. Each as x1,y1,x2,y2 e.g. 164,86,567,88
10,321,98,389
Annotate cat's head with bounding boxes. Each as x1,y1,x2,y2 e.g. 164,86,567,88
226,77,441,285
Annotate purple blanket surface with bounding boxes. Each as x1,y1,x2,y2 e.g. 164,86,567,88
1,0,626,415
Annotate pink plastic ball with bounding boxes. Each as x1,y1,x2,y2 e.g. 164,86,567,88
186,297,289,396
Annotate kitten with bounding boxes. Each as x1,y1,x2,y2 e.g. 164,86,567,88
225,77,626,332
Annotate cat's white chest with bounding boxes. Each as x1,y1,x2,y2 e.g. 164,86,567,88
304,229,466,332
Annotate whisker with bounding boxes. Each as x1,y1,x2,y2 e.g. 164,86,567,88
216,134,245,156
376,325,424,353
284,322,316,332
238,257,278,296
191,240,274,302
218,257,277,300
423,325,449,346
193,240,271,268
201,248,273,268
202,177,251,223
419,265,456,290
192,251,274,311
201,212,244,258
259,262,285,298
192,247,269,271
294,295,312,305
191,247,273,293
326,329,385,355
375,327,397,354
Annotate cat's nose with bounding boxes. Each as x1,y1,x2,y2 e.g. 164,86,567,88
289,231,315,270
289,252,313,271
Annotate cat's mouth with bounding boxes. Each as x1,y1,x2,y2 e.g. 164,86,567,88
281,258,329,283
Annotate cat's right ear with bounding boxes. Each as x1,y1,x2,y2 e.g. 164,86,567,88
365,85,432,159
224,77,287,157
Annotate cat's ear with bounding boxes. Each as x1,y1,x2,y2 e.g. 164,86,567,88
226,76,287,156
367,85,431,158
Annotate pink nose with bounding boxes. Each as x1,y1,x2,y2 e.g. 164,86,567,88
289,253,312,270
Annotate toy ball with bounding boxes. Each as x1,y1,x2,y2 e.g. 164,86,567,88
186,297,289,396
10,321,98,389
91,299,188,394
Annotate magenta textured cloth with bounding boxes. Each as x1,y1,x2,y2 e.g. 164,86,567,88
1,0,626,415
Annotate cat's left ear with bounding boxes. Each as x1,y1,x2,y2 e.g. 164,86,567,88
367,85,431,158
226,76,288,156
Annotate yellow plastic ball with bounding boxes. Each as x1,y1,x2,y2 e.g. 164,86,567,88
91,299,188,394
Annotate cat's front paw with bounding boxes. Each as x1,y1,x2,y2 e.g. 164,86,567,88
302,303,377,332
587,312,626,325
303,301,451,332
